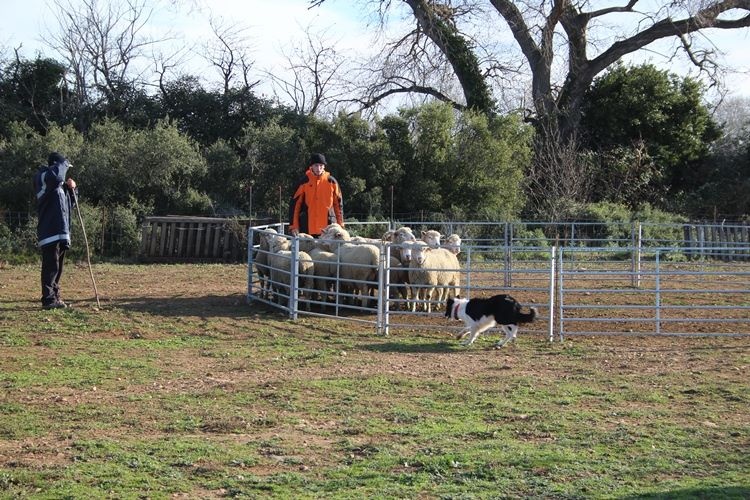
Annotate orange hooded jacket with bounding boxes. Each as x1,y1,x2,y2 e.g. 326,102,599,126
288,168,344,236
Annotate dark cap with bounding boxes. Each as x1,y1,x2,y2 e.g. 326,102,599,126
308,153,327,166
48,152,67,166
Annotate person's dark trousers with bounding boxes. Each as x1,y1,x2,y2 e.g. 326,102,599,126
41,241,67,306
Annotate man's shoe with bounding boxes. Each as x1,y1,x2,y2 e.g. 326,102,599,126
43,302,66,310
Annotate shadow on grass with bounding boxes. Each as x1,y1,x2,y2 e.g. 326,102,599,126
112,294,281,318
621,486,750,499
361,341,457,354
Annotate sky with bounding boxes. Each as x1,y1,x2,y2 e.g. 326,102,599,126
2,0,750,109
0,0,376,101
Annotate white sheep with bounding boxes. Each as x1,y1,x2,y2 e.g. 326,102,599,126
444,234,462,255
408,241,461,313
313,224,382,307
307,246,338,304
385,255,410,310
350,235,383,244
295,232,318,253
333,241,381,308
383,226,417,266
383,226,417,244
256,228,281,298
267,234,315,309
315,224,381,307
318,224,352,250
421,229,442,248
320,223,348,240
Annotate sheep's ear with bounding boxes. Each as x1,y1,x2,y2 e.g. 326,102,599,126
456,295,461,299
421,230,427,237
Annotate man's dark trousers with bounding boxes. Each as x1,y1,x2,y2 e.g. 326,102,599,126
41,241,67,306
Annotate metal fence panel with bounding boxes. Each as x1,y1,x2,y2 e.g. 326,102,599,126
557,247,750,338
248,225,556,340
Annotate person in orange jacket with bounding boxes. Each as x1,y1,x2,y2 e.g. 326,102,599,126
288,153,344,237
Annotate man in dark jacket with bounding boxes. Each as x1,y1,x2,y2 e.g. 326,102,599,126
288,153,344,237
34,152,77,309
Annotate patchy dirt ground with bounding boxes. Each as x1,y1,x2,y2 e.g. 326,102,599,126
3,258,749,337
1,262,748,497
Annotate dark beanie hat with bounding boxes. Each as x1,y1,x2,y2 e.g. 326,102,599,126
308,153,327,166
48,152,66,166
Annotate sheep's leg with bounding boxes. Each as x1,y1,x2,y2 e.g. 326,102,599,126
256,270,267,299
359,283,369,308
397,284,408,310
303,277,314,311
326,277,335,304
425,287,435,313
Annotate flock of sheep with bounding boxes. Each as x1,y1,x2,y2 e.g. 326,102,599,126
253,224,463,313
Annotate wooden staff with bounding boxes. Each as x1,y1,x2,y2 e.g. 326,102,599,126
71,190,101,308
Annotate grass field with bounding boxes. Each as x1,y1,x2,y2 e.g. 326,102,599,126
1,262,748,498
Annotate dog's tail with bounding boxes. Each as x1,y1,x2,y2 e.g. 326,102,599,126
518,306,538,323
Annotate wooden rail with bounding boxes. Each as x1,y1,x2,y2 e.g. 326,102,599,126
683,223,750,261
139,216,251,262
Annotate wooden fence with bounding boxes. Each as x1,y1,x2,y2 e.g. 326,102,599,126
683,223,750,260
139,216,252,262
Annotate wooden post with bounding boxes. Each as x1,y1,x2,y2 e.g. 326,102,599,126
177,222,186,258
167,221,176,257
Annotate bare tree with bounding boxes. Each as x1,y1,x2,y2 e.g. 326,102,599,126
202,18,259,95
267,25,348,117
312,0,750,133
153,43,193,98
46,0,167,116
713,95,750,139
310,0,750,214
525,124,593,221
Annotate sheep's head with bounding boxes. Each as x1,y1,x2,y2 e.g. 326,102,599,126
320,223,344,235
394,226,416,243
446,234,462,255
270,234,290,253
260,228,278,248
411,241,431,266
324,225,350,242
296,232,316,253
398,240,414,265
318,224,350,251
421,229,442,248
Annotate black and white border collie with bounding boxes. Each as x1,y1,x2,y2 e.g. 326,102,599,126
445,295,538,348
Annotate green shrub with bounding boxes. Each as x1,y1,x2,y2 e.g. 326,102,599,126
69,202,103,261
0,222,12,254
0,217,39,262
634,203,688,247
107,205,141,258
